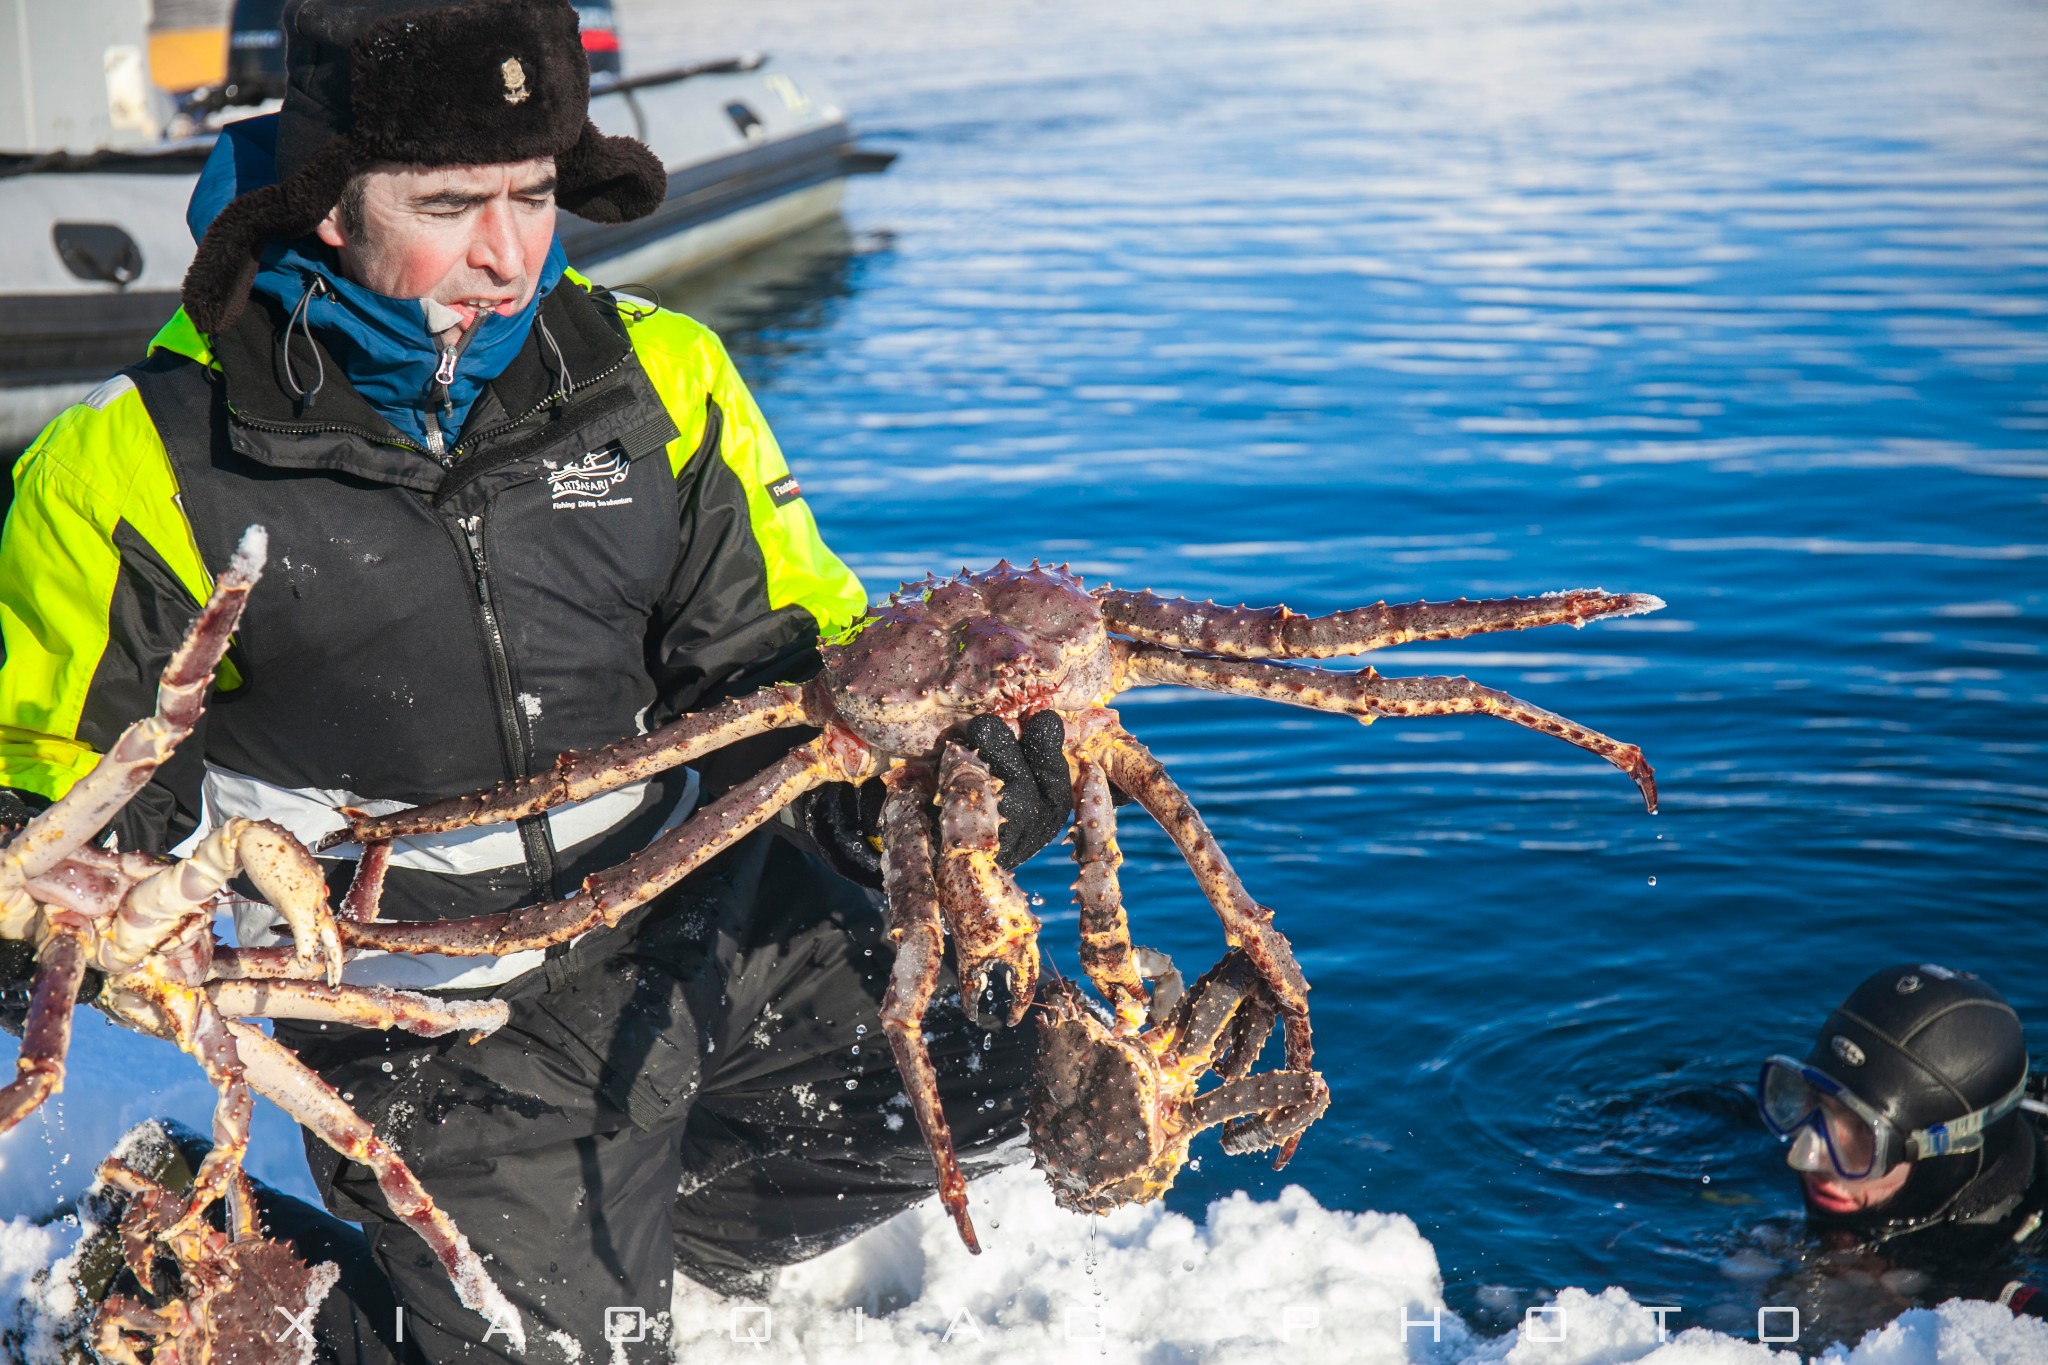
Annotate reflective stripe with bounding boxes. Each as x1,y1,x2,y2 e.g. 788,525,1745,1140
186,760,700,991
181,761,697,874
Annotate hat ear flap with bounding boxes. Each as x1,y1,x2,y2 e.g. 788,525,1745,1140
556,121,666,225
182,138,356,336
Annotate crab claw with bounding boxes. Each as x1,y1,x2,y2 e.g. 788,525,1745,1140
957,937,1041,1029
936,742,1043,1028
233,820,345,987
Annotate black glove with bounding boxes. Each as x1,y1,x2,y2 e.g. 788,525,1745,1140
964,710,1074,870
806,779,888,888
805,712,1074,886
0,787,43,829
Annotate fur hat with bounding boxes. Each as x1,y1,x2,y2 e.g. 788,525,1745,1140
183,0,665,334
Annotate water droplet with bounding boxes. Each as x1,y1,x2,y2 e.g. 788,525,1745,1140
855,1024,868,1036
845,1078,859,1090
381,1060,394,1073
850,1045,860,1056
1647,876,1657,886
1182,1260,1194,1272
864,948,874,957
982,1099,995,1110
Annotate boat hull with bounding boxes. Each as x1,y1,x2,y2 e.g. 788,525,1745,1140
0,57,883,448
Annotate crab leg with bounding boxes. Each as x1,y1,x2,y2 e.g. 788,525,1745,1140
340,839,391,921
877,767,979,1253
340,734,869,957
0,527,264,897
1070,755,1147,1033
1096,724,1308,1033
1096,586,1662,660
208,945,323,979
95,1301,176,1365
1161,951,1329,1154
0,923,91,1133
1190,1071,1328,1144
1097,720,1320,1164
1159,950,1266,1067
206,980,509,1040
138,984,261,1243
934,743,1041,1028
221,1018,524,1348
1120,646,1658,812
324,684,812,848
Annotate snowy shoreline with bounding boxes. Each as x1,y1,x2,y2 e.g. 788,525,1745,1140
7,1149,2046,1363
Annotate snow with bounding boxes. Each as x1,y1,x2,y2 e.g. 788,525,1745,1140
659,1164,2048,1365
4,1032,2048,1363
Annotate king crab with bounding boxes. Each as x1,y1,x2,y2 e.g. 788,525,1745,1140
324,561,1660,1250
0,529,523,1357
89,1144,338,1365
1030,947,1321,1213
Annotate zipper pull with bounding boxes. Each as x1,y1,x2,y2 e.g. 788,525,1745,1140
435,345,459,387
460,516,489,590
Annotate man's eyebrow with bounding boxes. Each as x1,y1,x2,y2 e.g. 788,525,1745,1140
411,188,494,211
408,176,557,211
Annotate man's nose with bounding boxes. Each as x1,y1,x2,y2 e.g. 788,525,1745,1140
1786,1125,1829,1173
468,200,523,285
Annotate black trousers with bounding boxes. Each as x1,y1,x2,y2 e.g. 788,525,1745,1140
275,830,1033,1364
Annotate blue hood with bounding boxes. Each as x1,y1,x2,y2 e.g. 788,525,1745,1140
189,115,568,449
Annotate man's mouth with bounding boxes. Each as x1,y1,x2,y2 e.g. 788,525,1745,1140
1801,1173,1862,1212
447,297,517,327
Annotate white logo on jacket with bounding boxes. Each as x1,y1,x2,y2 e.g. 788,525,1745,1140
545,448,633,509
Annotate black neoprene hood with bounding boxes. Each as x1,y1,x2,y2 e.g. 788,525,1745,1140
1805,963,2027,1136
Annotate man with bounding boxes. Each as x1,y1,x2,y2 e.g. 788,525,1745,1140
1758,963,2048,1321
0,2,1071,1358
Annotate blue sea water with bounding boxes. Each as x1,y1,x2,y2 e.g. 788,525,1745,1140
643,0,2048,1342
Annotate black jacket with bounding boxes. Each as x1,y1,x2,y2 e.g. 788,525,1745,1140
0,281,867,987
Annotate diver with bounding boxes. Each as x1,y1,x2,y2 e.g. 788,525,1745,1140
1757,962,2048,1322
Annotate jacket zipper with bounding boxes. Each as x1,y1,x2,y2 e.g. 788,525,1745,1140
450,349,633,459
455,513,559,896
228,340,633,469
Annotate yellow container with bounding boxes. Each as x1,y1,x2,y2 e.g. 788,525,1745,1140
148,26,228,93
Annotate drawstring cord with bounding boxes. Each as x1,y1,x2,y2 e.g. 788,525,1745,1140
536,310,574,407
280,276,328,411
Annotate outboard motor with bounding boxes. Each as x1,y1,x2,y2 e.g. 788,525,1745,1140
224,0,290,106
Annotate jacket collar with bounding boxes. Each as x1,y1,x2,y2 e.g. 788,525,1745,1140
204,279,639,493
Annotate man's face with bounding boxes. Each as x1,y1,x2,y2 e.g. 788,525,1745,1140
1778,1090,1913,1215
316,158,557,328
